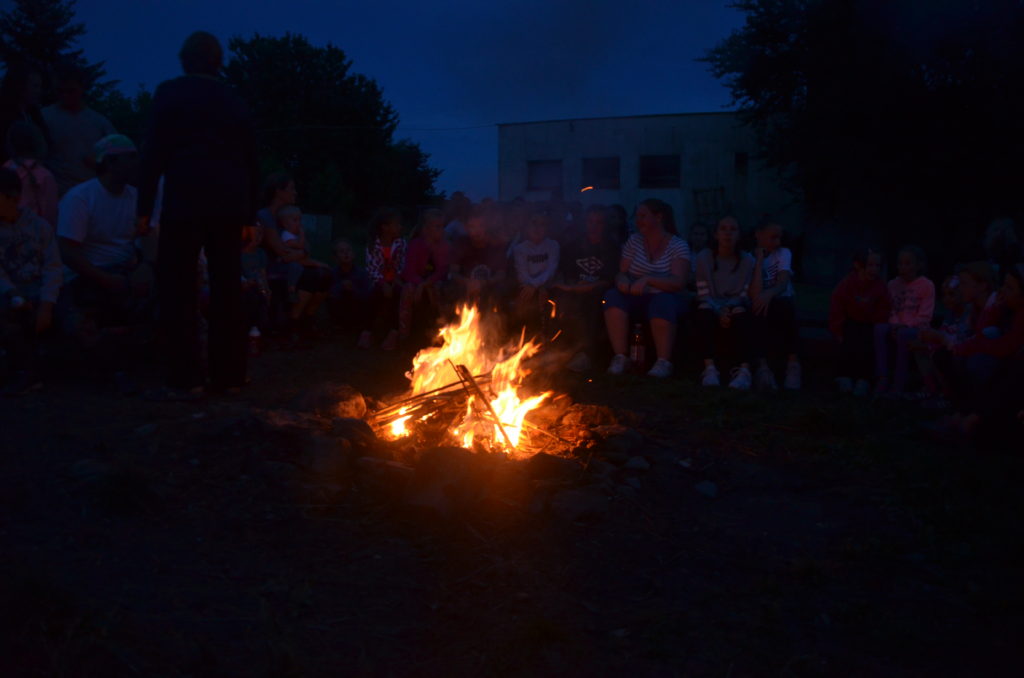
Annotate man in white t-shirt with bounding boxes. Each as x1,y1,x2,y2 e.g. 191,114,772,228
43,66,117,196
57,134,153,342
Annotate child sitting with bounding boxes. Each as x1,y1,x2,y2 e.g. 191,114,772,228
750,221,801,390
875,245,935,394
3,121,58,228
0,166,62,395
400,208,450,341
276,205,331,343
240,223,271,334
828,248,890,396
512,210,560,328
912,274,971,401
552,205,619,372
449,207,510,307
694,216,755,388
329,238,371,332
360,207,406,351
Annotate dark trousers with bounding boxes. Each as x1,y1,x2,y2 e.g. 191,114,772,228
695,308,754,366
837,320,875,380
934,351,1000,414
976,357,1024,451
365,283,401,335
329,292,369,332
158,217,245,389
753,296,798,361
552,287,605,355
1,307,37,376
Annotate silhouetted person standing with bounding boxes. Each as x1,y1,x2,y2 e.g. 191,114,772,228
137,32,259,396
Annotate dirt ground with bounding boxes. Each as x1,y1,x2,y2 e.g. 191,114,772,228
1,334,1023,677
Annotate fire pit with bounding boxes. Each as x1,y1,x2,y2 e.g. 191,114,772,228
371,305,557,457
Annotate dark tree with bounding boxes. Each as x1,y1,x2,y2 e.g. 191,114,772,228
92,85,152,142
223,33,440,226
704,0,1024,271
0,0,107,93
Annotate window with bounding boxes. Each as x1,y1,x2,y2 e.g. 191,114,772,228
638,154,681,188
734,152,749,178
527,160,563,191
581,157,620,190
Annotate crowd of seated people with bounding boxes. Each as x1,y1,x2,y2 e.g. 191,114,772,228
0,62,1019,448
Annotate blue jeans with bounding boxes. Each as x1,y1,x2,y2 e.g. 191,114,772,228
603,288,686,323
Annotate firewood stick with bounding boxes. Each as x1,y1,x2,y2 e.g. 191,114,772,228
452,363,516,451
374,374,491,417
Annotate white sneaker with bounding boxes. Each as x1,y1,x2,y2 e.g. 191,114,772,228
755,365,778,391
566,352,592,373
728,366,753,390
647,359,673,378
700,364,720,386
836,377,853,393
607,354,630,375
783,361,802,390
853,379,871,397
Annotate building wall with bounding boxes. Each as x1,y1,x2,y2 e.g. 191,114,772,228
497,112,800,236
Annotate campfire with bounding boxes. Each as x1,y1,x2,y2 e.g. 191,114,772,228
372,305,555,457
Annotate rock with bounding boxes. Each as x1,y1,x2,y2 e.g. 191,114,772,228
549,488,609,522
526,393,573,427
586,459,616,479
404,483,453,518
524,452,580,480
330,418,378,450
623,456,650,471
299,434,354,480
624,477,642,490
595,426,644,460
693,480,719,499
355,457,414,496
560,404,617,429
292,383,367,419
134,423,158,436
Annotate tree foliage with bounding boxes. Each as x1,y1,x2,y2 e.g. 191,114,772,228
0,0,107,93
223,33,440,224
704,0,1024,261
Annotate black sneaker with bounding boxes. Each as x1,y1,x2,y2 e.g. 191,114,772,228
2,371,42,397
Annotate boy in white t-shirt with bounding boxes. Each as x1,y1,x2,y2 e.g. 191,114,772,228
512,210,559,327
750,221,801,390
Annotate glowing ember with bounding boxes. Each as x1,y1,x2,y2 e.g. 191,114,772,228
385,304,551,455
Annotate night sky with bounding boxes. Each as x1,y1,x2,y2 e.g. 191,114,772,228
70,0,743,199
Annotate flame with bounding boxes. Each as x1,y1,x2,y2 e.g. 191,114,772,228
580,186,594,192
389,406,412,438
387,304,551,455
548,299,557,319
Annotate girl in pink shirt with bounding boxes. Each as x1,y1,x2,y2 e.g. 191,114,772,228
3,120,57,227
399,208,449,341
874,245,935,393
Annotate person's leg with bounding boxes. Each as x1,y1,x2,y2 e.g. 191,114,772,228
893,326,919,393
731,311,755,369
873,323,891,389
602,288,630,356
158,219,204,389
841,320,873,382
204,219,246,390
647,293,678,362
694,308,718,364
399,283,415,339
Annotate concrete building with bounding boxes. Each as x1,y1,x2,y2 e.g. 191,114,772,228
497,112,800,236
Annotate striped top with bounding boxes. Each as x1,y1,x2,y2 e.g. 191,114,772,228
760,247,795,297
621,233,690,294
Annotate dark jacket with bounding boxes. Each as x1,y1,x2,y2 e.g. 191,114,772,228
137,74,258,225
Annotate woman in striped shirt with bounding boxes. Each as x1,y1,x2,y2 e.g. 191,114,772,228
604,199,690,378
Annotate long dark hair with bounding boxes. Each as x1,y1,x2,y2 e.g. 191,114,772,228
711,215,745,273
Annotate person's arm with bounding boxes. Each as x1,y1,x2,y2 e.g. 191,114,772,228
366,244,383,285
695,252,720,310
41,170,58,228
57,194,124,290
37,218,63,305
137,82,171,224
426,242,450,284
262,225,304,263
954,311,1024,358
750,248,765,300
913,279,936,328
401,239,424,284
513,242,532,286
828,279,848,339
